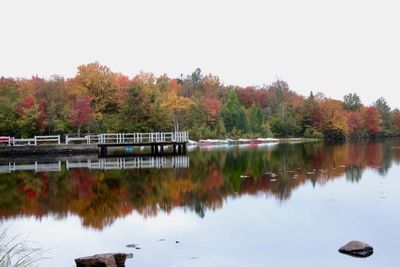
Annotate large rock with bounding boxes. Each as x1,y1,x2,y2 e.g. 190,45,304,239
338,241,373,257
75,253,127,267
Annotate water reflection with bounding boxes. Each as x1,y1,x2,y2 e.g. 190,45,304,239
0,140,399,230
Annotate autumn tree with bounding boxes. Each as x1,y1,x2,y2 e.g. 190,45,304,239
75,62,118,118
161,79,193,132
70,94,94,136
363,106,382,136
391,109,400,135
321,99,347,139
16,97,40,137
346,110,365,138
36,75,70,134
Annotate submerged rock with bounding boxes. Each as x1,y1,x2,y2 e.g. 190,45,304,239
75,253,127,267
338,241,373,257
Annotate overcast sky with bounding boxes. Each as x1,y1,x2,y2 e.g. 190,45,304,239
1,0,399,107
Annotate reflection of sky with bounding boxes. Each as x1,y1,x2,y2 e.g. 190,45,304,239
3,166,400,267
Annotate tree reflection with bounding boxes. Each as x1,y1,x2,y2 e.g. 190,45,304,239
1,140,400,229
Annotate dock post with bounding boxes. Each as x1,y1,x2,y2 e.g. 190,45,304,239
183,144,187,154
100,146,107,157
151,145,155,154
178,144,182,154
173,144,177,155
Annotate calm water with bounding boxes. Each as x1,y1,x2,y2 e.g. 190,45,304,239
1,141,400,266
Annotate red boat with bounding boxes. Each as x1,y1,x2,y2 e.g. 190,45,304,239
0,136,13,145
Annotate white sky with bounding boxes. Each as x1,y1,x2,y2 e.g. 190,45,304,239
0,0,399,107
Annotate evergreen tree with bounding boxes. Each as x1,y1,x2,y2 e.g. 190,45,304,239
249,104,263,133
221,91,249,133
375,97,392,133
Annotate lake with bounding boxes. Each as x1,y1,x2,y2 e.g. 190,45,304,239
1,140,400,266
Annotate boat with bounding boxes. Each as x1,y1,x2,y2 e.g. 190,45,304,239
199,139,228,146
187,140,198,146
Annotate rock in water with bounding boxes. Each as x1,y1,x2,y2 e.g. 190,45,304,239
75,253,127,267
338,241,373,257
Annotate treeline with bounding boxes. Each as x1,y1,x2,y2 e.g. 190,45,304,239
0,62,399,140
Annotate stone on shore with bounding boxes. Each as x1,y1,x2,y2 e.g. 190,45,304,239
338,241,373,257
75,253,127,267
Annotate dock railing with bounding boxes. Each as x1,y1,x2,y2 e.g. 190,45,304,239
34,135,61,145
92,132,188,144
4,132,189,146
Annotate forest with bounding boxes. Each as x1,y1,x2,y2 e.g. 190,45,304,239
0,62,399,140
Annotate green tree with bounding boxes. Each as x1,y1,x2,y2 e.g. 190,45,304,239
0,79,18,136
343,93,362,111
119,84,149,132
249,104,263,133
260,121,274,137
221,91,249,133
375,97,392,133
214,120,227,138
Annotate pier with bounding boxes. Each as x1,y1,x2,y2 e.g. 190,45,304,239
0,132,189,156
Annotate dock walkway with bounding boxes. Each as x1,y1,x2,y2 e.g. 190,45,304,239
0,132,189,156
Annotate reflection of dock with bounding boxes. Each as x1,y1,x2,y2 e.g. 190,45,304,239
66,157,189,170
0,162,62,173
0,156,190,173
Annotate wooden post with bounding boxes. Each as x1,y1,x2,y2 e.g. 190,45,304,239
100,146,107,157
173,144,177,154
178,144,182,154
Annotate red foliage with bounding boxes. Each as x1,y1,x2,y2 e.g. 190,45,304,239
16,97,35,116
346,111,364,136
38,100,48,133
236,87,270,108
70,170,95,199
201,96,221,119
392,111,400,133
363,107,382,135
70,94,93,129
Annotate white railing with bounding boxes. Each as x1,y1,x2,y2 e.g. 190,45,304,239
66,156,190,170
12,135,61,146
35,135,61,145
13,138,36,146
65,135,90,145
4,132,189,146
0,161,62,173
93,131,189,144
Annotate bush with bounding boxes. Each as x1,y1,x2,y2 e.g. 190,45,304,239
303,127,324,139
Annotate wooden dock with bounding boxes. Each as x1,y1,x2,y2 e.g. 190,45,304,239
0,132,189,157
